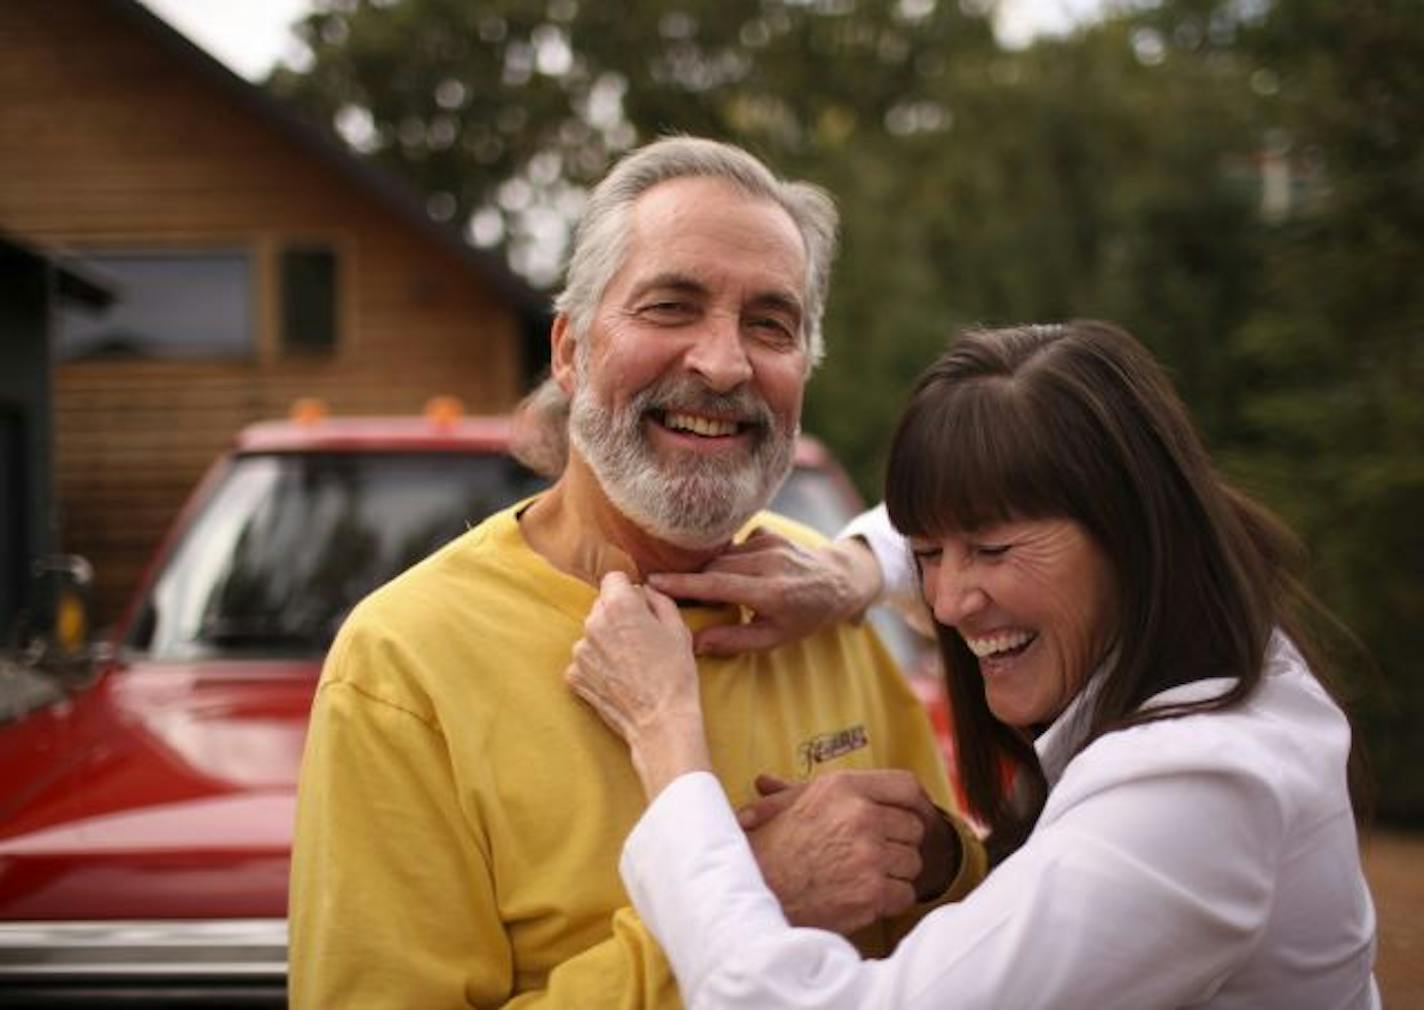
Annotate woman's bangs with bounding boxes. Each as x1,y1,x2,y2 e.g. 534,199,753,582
887,378,1064,538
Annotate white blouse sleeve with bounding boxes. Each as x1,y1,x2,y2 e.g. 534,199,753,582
837,504,919,612
620,773,874,1008
621,736,1288,1010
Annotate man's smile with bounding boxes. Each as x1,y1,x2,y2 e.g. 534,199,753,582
651,409,754,441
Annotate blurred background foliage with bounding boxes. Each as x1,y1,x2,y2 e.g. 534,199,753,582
269,0,1423,822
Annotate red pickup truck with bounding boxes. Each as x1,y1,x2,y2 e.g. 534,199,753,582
0,409,947,1006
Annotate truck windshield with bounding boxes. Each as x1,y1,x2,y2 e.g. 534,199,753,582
122,452,910,665
128,452,548,659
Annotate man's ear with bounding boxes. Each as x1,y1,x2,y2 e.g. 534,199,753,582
550,314,578,395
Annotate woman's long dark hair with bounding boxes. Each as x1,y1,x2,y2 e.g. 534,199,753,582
886,322,1330,864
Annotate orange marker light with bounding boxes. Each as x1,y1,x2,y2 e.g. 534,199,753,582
424,395,465,426
290,397,328,424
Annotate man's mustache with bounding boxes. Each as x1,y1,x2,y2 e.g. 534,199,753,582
632,377,776,432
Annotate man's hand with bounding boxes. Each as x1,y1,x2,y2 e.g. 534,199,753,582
647,530,883,656
738,770,952,935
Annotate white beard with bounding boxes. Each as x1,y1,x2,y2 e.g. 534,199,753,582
568,368,796,550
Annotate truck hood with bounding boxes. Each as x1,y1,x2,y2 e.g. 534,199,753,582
0,659,318,920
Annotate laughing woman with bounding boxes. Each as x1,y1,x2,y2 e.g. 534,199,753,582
566,321,1379,1010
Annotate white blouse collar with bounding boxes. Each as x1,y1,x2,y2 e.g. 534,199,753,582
1032,634,1281,788
1033,664,1107,788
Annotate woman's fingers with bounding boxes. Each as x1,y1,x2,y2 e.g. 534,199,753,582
882,839,923,883
566,572,700,742
643,583,685,626
755,773,795,796
648,534,880,656
690,619,787,656
647,570,769,609
736,779,805,830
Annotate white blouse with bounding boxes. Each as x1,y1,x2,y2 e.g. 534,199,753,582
620,634,1379,1009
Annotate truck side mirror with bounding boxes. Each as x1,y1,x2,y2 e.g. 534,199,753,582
23,554,96,669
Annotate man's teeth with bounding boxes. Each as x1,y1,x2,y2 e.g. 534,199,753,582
664,412,739,437
965,630,1036,659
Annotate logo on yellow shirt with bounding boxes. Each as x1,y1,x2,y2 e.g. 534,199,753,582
797,724,869,775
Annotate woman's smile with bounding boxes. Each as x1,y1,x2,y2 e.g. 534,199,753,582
963,628,1038,662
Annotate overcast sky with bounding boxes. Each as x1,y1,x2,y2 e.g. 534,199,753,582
136,0,1108,82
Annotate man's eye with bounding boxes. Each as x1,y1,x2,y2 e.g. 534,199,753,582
748,317,798,345
640,301,692,320
910,544,942,562
974,544,1010,559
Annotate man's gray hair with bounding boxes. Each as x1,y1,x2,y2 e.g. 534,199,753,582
553,136,839,367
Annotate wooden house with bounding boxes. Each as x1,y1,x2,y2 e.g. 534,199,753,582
0,0,544,622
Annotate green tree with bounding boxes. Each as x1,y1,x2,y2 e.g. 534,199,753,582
806,20,1265,488
1223,0,1424,820
270,0,995,284
272,0,1424,820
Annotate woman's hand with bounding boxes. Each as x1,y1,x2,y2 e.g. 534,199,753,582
646,530,884,656
566,571,711,799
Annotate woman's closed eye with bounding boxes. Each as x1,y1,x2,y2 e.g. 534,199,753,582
909,542,942,563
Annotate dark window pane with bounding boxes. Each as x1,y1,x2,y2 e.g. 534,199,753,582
281,247,337,352
57,251,251,360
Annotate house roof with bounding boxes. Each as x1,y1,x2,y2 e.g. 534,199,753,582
0,233,116,310
104,0,546,319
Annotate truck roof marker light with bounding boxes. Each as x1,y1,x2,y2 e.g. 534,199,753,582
290,398,328,425
424,395,465,427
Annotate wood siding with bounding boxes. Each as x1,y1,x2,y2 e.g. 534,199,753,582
0,0,529,620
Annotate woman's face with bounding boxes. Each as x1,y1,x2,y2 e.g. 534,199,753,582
910,517,1119,729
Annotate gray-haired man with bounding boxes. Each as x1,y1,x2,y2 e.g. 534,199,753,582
290,137,980,1009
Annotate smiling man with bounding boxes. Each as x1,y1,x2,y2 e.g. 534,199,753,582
289,137,981,1009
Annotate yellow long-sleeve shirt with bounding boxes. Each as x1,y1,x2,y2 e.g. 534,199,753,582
289,502,977,1009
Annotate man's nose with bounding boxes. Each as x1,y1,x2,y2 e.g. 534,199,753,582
930,562,987,628
684,313,753,393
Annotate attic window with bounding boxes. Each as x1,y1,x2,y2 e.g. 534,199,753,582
57,250,252,360
280,246,339,353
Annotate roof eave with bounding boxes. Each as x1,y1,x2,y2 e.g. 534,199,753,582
104,0,548,320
